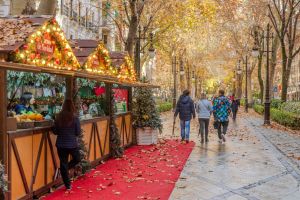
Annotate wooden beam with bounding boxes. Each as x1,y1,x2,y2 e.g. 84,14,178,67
65,76,74,100
0,69,7,165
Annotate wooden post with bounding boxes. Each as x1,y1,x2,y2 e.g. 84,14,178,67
127,87,136,144
128,87,132,111
65,76,74,100
105,83,112,116
0,69,7,164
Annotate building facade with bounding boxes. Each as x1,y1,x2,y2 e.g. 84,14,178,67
288,53,300,101
0,0,120,51
0,0,10,16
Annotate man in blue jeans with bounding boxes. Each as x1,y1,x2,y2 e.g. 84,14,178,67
174,90,196,143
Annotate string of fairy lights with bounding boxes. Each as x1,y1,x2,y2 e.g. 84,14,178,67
118,55,137,82
84,43,117,76
15,19,80,71
14,18,137,83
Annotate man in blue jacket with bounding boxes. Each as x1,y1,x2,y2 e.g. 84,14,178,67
174,90,196,143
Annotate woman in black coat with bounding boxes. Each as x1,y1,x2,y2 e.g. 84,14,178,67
52,99,81,190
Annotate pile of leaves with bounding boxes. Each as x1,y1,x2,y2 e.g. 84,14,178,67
132,87,163,133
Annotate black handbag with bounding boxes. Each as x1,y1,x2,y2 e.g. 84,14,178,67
213,121,219,129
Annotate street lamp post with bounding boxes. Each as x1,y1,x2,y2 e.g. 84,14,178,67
179,59,185,92
264,24,271,125
135,27,142,79
232,74,236,95
135,26,156,80
172,55,178,110
236,60,243,99
244,55,249,113
252,23,273,125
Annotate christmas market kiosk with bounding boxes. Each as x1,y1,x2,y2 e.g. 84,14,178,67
0,16,152,200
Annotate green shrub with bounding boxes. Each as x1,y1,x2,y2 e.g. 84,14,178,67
270,108,300,129
253,103,300,129
271,99,283,109
253,104,264,115
240,98,245,106
157,102,173,113
281,101,300,115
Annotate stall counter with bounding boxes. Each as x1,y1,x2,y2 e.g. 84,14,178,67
6,112,133,200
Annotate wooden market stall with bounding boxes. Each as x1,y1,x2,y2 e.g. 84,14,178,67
0,16,148,200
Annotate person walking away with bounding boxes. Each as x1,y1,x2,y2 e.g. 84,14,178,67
197,93,213,143
213,90,231,143
230,94,240,121
174,90,195,143
52,99,81,190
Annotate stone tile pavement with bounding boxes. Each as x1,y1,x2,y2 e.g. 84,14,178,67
160,111,300,200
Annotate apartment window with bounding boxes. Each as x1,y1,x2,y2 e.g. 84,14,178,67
62,4,69,16
70,0,73,18
91,12,94,25
85,7,88,28
103,35,108,45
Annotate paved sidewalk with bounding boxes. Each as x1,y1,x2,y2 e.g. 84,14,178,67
161,111,300,200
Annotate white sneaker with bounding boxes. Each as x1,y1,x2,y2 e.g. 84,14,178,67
221,134,226,142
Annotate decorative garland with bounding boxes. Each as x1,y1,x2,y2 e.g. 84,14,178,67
83,43,117,76
108,84,124,157
118,55,136,82
14,18,80,70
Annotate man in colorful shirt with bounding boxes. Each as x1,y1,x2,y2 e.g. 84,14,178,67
213,90,231,143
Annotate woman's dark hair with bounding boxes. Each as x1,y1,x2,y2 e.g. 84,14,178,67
219,90,225,96
183,90,190,96
55,99,76,127
20,92,33,105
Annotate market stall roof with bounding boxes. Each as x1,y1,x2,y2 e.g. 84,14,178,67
0,16,51,53
0,15,80,71
110,51,128,67
0,16,159,88
71,39,98,65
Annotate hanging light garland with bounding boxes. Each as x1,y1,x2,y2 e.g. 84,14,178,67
14,18,80,70
118,55,136,82
83,43,117,76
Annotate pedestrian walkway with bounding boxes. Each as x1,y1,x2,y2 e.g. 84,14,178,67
163,110,300,200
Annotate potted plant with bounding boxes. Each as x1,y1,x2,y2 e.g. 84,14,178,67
0,161,7,200
132,87,162,145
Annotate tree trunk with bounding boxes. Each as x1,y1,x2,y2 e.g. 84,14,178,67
281,41,288,102
270,36,279,97
247,72,253,106
125,18,138,57
282,57,293,102
258,55,264,103
125,0,140,57
37,0,57,15
10,0,35,15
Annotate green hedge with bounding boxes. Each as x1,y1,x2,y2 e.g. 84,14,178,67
270,108,300,129
157,102,172,113
253,104,300,129
281,102,300,115
271,99,283,109
253,104,264,114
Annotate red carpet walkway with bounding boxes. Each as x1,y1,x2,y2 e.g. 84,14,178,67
43,140,194,200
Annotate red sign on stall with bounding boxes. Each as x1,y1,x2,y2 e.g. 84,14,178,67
36,35,55,55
